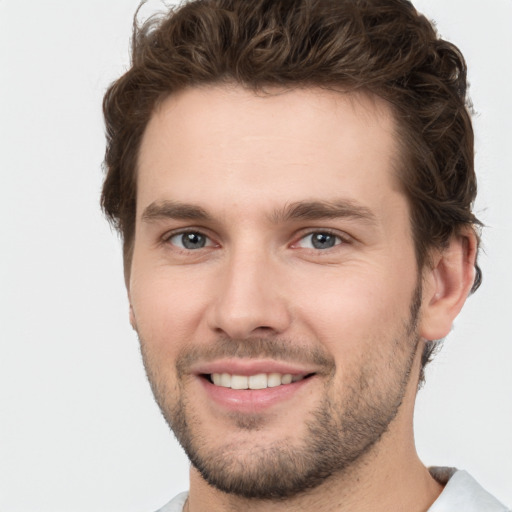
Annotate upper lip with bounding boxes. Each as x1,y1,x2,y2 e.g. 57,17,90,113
191,358,319,377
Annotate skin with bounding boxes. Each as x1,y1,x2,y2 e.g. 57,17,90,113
128,85,476,512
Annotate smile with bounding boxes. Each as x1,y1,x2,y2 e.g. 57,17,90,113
197,365,317,412
209,372,307,390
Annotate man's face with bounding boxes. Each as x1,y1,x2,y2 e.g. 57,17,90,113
130,86,424,498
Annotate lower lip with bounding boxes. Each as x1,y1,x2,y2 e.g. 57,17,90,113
198,376,314,413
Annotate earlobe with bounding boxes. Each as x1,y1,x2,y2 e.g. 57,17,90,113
419,229,477,341
129,304,137,331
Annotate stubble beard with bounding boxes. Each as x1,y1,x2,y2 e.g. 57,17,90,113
139,284,422,500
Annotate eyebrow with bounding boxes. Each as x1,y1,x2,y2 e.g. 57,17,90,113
270,200,377,224
141,199,377,225
141,201,212,223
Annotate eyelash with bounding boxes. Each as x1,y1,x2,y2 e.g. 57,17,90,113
292,230,347,250
163,230,217,251
162,228,350,252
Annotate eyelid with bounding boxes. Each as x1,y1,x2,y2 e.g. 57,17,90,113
290,228,352,249
161,228,218,249
159,226,352,250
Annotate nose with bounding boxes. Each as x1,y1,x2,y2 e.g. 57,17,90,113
206,247,292,339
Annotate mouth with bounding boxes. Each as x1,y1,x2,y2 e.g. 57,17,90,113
194,363,318,412
204,372,314,390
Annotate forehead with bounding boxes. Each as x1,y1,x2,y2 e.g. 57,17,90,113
136,85,402,219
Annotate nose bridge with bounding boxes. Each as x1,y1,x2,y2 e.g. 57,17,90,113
208,239,290,338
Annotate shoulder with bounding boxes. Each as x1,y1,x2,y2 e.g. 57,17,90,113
428,467,510,512
153,491,189,512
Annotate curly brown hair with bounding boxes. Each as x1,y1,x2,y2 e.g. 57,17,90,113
101,0,482,372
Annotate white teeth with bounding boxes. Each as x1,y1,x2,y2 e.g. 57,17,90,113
231,375,249,390
267,373,282,388
248,373,268,390
220,373,231,387
210,372,303,389
281,374,293,385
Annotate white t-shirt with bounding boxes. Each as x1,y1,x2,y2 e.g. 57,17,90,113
428,467,509,511
154,468,509,512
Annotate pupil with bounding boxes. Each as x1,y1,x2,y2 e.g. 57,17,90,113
182,232,205,249
312,233,335,249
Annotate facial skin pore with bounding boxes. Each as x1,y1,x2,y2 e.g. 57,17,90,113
129,86,476,512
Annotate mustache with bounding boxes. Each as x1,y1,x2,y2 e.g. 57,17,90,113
175,337,336,377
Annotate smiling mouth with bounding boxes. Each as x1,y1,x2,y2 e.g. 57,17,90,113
204,372,314,390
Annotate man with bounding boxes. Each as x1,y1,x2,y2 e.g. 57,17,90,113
101,0,509,510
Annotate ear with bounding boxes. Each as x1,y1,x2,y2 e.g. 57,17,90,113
419,228,478,341
127,267,137,331
129,304,138,331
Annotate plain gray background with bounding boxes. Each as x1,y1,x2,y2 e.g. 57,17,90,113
1,1,511,510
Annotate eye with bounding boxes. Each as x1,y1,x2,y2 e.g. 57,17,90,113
167,231,213,250
295,232,343,250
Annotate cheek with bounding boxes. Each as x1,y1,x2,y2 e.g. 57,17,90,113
290,265,416,350
130,268,211,352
